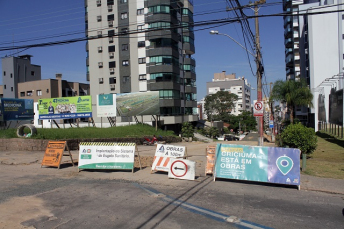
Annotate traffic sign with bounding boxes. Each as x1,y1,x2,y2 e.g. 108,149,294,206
269,120,274,128
168,158,195,180
254,101,264,117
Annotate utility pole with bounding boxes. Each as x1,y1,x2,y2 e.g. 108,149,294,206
254,0,265,146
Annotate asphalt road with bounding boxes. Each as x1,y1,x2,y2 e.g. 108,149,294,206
0,141,343,229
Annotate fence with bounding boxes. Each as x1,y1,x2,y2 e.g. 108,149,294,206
318,122,344,139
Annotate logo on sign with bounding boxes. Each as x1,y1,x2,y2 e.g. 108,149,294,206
276,155,293,175
157,145,164,153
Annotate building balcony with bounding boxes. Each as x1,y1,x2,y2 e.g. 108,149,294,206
147,64,180,74
284,16,291,28
285,38,292,48
283,0,291,10
159,99,181,107
285,48,293,55
145,13,178,25
185,85,196,94
146,47,179,59
183,43,195,55
284,27,292,38
293,31,299,38
184,71,196,80
148,81,180,91
184,56,196,66
286,68,294,75
185,100,197,108
147,30,179,43
286,56,294,66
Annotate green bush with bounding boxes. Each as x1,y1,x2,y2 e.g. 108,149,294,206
181,122,194,138
280,123,317,155
208,127,219,139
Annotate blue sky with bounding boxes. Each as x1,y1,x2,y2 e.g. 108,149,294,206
0,0,285,102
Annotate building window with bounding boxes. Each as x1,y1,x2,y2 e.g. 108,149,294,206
122,44,128,51
11,87,13,92
107,14,114,21
108,45,115,52
20,92,25,97
107,0,114,5
121,12,128,19
148,22,171,29
98,46,102,53
97,0,101,6
10,73,12,78
123,76,130,83
27,91,33,96
137,25,144,31
159,90,180,99
3,71,5,76
139,74,146,80
4,85,6,89
148,5,170,14
97,15,102,22
109,37,114,43
122,60,129,66
109,61,116,68
138,58,146,64
37,90,42,96
31,71,35,76
150,56,178,66
99,78,104,84
121,28,128,34
108,30,115,37
97,31,102,37
138,41,145,48
137,8,144,15
120,0,127,3
109,77,116,84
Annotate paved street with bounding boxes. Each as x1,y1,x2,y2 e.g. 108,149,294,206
0,141,343,229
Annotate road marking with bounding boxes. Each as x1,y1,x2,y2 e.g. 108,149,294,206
134,183,273,229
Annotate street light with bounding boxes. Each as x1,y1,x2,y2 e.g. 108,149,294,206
209,30,256,58
210,30,264,146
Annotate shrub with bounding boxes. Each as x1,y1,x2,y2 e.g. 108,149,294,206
181,122,194,138
280,123,317,155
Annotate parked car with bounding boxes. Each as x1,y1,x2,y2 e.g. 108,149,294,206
224,135,239,141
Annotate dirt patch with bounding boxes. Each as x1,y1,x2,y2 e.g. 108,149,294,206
135,156,153,168
0,196,53,229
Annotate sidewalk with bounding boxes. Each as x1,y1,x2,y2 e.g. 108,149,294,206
1,141,343,195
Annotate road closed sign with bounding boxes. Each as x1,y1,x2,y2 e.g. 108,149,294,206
168,158,195,180
254,101,264,117
151,144,186,172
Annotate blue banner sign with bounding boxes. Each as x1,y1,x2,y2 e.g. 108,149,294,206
0,98,34,121
214,144,300,186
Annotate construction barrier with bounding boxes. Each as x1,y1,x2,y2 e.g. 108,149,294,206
78,142,141,173
41,141,74,169
151,144,186,173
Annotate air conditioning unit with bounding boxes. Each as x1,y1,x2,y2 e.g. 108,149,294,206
108,5,113,11
110,68,115,73
98,46,102,52
110,85,115,91
109,52,114,58
98,62,103,68
108,21,113,27
97,0,101,6
97,31,102,37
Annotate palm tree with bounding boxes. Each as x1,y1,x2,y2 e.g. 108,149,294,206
271,80,313,124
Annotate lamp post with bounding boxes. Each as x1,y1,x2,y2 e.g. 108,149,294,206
210,30,264,145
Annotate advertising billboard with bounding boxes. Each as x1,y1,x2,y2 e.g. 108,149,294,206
116,91,159,116
0,98,34,121
97,94,116,117
38,96,92,120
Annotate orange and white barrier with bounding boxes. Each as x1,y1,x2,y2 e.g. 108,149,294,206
151,144,186,172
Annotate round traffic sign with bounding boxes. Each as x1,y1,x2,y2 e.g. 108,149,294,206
254,101,263,111
171,160,188,177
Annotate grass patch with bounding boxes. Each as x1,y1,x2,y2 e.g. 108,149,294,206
301,132,344,179
0,124,176,140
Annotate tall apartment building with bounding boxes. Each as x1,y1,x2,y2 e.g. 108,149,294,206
283,0,344,130
206,71,252,116
85,0,197,129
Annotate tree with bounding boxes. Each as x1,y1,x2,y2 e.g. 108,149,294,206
204,91,238,122
239,111,257,132
270,80,313,124
181,122,194,138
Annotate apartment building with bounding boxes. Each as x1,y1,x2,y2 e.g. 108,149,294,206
85,0,197,129
206,71,252,116
1,56,90,102
283,0,344,130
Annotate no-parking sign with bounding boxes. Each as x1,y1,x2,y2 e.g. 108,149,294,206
254,101,264,117
168,158,195,180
